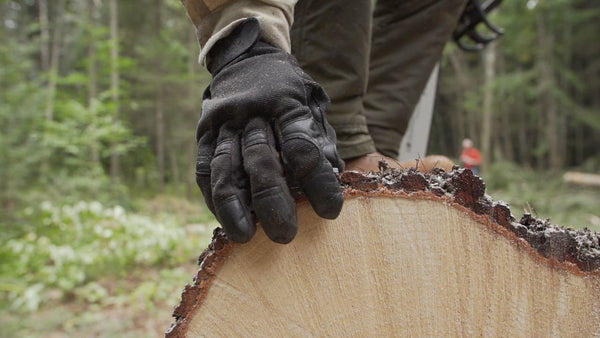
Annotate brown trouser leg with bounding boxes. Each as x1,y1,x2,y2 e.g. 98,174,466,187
365,0,467,158
291,0,467,160
291,0,376,160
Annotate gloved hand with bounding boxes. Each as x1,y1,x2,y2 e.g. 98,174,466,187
196,18,344,244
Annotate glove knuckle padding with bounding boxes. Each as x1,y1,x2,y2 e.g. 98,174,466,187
281,134,322,181
305,84,345,172
279,117,343,220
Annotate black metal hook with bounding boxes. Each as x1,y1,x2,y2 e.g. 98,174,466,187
453,0,505,52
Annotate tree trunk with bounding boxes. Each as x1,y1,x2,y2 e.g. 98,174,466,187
516,108,531,167
574,90,584,165
157,84,165,192
44,0,65,121
167,169,600,337
155,0,166,192
498,111,512,161
481,42,497,173
38,0,50,73
496,44,514,162
39,0,64,180
169,148,181,190
87,0,99,165
560,21,571,167
537,10,562,170
563,172,600,187
467,110,479,146
447,50,468,143
109,0,121,181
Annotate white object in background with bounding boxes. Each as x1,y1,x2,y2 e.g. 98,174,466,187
398,63,440,162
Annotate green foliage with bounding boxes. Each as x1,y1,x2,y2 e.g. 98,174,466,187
0,201,202,312
0,3,143,207
0,37,47,203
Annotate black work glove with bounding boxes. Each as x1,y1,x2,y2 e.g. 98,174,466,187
196,18,344,244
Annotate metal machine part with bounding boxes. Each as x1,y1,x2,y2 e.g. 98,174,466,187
453,0,504,52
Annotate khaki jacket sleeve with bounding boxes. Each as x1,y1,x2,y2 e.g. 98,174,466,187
180,0,297,65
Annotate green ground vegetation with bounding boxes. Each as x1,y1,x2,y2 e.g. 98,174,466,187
0,1,599,337
1,195,215,337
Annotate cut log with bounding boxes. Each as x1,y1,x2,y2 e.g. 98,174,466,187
166,168,600,337
563,171,600,187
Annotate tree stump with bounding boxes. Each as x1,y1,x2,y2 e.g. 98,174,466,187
166,168,600,337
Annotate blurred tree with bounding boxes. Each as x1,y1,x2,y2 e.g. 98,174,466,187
109,0,120,180
87,0,99,165
0,0,597,209
432,0,600,172
481,41,497,172
155,0,166,192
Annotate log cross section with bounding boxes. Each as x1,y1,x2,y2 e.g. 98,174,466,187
166,168,600,337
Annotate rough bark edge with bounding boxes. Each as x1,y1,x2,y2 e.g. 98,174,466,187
165,166,600,337
165,228,235,338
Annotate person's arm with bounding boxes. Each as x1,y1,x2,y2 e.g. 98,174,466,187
180,0,296,64
181,4,344,245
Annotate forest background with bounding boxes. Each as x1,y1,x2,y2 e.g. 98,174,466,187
1,0,598,336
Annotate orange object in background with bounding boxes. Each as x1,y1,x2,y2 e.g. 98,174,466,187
460,138,482,170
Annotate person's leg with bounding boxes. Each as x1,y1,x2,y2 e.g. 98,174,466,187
290,0,375,160
364,0,468,158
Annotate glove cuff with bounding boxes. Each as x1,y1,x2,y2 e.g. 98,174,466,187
207,17,262,74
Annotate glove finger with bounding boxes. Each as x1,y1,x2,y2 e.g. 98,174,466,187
196,131,216,214
278,116,344,219
298,157,343,219
211,123,256,243
242,118,297,244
